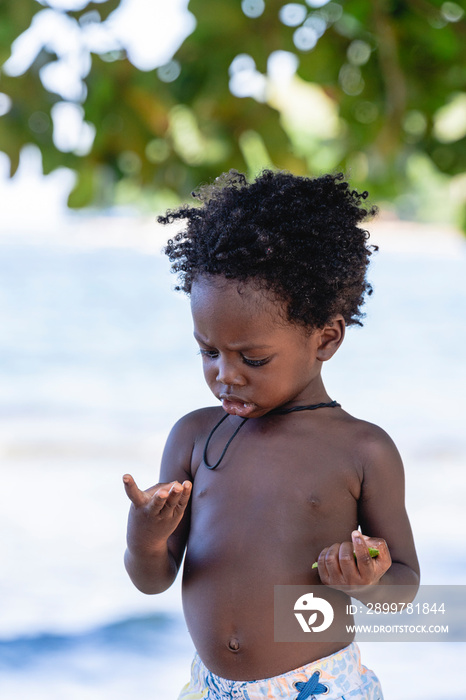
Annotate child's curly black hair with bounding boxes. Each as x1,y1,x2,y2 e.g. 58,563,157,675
160,170,378,329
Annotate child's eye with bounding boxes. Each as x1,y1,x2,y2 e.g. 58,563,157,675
197,349,269,367
242,356,270,367
198,349,219,359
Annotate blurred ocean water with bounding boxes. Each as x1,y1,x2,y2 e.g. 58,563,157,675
0,217,465,699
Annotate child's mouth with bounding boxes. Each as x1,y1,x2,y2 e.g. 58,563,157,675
220,397,256,417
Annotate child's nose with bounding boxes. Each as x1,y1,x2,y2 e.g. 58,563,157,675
216,358,245,387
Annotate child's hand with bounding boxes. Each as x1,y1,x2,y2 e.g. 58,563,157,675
314,531,391,592
123,474,192,553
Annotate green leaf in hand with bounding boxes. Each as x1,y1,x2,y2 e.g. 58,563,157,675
312,547,379,569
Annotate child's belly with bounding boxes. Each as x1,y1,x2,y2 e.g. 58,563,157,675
181,491,357,680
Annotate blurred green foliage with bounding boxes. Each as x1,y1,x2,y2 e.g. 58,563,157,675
0,0,465,220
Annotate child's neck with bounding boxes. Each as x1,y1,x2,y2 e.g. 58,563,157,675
284,373,333,412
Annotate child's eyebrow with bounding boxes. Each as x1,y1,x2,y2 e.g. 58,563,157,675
193,332,273,351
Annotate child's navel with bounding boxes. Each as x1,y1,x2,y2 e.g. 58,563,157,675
227,637,240,652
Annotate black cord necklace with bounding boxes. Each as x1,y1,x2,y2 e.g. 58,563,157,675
202,400,340,470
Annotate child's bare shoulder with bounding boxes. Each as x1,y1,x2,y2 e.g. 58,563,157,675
336,410,403,473
170,405,224,439
165,407,224,459
160,406,222,482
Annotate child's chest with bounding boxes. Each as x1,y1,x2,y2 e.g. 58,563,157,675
190,417,362,534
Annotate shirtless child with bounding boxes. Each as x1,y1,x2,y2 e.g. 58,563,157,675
123,170,420,699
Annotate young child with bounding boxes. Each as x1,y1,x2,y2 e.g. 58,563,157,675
123,170,420,699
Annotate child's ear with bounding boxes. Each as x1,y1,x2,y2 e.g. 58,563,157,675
315,316,345,361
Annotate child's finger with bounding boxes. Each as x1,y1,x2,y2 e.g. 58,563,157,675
367,537,391,567
161,480,192,511
351,531,375,571
178,480,192,509
123,474,148,508
150,484,172,511
148,481,185,512
338,540,357,578
322,542,343,581
360,534,389,558
315,546,330,580
160,481,185,510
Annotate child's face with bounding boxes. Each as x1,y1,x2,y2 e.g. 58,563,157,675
191,276,335,419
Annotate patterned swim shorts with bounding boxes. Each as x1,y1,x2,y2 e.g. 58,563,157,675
177,642,383,699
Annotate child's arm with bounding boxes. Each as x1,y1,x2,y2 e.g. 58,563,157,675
123,414,196,594
315,424,420,605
